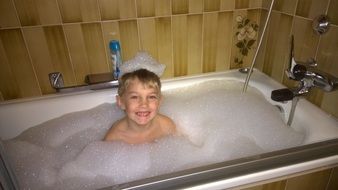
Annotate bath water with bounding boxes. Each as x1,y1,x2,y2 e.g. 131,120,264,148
4,80,305,190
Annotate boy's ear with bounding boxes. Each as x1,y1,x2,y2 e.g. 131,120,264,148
116,95,126,110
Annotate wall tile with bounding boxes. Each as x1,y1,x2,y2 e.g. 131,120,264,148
317,25,338,117
98,0,120,20
285,169,331,190
155,17,173,78
172,0,188,14
189,0,203,13
216,12,233,71
139,18,157,57
58,0,100,23
327,167,338,190
187,14,203,75
119,0,137,19
203,13,218,73
220,0,235,10
231,10,262,69
241,180,286,190
235,0,249,9
0,0,20,28
81,23,109,74
14,0,61,26
204,0,220,12
291,17,319,62
263,12,292,82
273,0,297,14
0,29,41,98
64,24,92,84
155,0,171,16
119,20,139,60
327,0,338,25
172,15,188,76
23,26,75,94
296,0,330,19
137,0,155,17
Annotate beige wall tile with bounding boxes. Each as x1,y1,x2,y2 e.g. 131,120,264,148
235,0,250,9
328,0,338,25
0,38,20,99
263,12,292,82
119,0,137,19
24,26,76,94
119,20,139,60
155,17,173,78
203,12,219,72
189,0,203,13
216,12,233,71
98,0,119,20
220,0,235,10
0,0,20,28
296,0,330,19
137,0,155,17
327,167,338,190
172,0,188,14
14,0,61,26
187,14,203,75
0,29,41,98
63,24,91,84
317,25,338,117
285,169,331,190
204,0,221,12
139,18,158,57
273,0,297,14
291,17,319,62
81,23,109,74
241,180,286,190
172,15,188,76
231,10,262,69
58,0,100,23
155,0,171,16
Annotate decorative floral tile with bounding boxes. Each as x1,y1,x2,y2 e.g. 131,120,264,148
234,15,259,66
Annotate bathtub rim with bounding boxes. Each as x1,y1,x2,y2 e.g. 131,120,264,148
104,138,338,190
0,68,289,141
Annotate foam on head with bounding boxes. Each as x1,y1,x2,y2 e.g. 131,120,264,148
120,52,166,78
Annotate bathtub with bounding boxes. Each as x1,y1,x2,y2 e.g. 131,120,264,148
0,69,338,190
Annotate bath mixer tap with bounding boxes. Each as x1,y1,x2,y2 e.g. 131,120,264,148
286,36,338,95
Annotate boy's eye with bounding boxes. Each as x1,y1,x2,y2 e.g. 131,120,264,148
148,95,158,100
130,96,138,99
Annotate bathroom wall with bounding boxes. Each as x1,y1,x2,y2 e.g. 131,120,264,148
0,0,336,118
0,0,264,100
257,0,338,118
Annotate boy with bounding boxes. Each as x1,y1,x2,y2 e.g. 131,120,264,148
104,69,176,144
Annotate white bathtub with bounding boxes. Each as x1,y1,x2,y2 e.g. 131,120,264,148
1,69,338,190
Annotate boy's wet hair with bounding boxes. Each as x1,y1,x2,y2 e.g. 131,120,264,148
118,69,161,96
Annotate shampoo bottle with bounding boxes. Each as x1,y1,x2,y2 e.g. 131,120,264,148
109,40,122,79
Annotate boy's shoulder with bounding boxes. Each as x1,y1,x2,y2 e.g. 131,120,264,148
157,114,176,133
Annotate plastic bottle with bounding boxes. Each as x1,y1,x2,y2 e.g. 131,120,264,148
109,40,122,79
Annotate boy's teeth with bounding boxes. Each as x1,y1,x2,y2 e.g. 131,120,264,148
137,112,149,116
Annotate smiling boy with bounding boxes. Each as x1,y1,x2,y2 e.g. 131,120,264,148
104,69,176,144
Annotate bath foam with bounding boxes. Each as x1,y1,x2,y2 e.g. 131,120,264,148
4,80,305,190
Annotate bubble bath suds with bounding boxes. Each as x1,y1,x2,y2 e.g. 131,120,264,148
4,80,305,190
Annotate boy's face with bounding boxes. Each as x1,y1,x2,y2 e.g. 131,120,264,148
117,78,161,128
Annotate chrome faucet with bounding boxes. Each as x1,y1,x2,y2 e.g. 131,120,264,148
271,35,338,126
286,36,338,96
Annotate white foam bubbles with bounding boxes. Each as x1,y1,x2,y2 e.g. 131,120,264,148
3,80,305,189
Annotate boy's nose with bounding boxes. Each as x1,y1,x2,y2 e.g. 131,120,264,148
139,98,148,106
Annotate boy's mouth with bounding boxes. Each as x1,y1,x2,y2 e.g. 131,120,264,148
136,111,151,117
